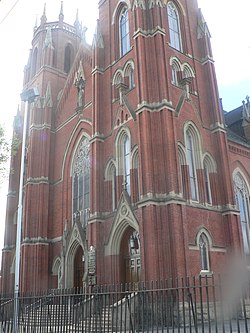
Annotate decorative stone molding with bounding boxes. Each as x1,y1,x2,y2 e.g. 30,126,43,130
105,191,139,256
30,123,51,131
43,81,53,108
148,0,164,9
136,99,174,114
74,61,86,108
26,176,49,185
133,26,165,39
93,20,104,49
242,96,250,122
132,0,146,10
197,8,211,40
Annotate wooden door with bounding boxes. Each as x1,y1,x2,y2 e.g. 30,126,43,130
74,247,84,289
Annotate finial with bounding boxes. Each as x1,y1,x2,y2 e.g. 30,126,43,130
59,1,64,22
93,20,104,49
242,95,250,122
33,14,38,32
40,3,47,26
43,3,46,16
74,8,81,31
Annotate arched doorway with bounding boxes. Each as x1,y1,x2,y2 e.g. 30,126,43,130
74,246,84,288
120,228,141,284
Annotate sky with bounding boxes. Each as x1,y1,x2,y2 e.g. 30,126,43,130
0,0,249,260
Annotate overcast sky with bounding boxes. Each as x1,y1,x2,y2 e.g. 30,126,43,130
0,0,249,257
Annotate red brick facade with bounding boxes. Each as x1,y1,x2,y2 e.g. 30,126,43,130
1,0,250,293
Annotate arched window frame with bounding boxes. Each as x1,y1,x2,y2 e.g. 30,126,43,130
52,258,62,289
131,147,140,201
183,64,195,79
233,171,250,254
178,143,187,197
171,61,180,86
64,43,73,74
198,232,210,272
182,63,195,94
203,154,216,206
124,61,135,90
185,123,202,202
113,70,123,86
105,160,117,211
124,135,131,195
186,131,198,201
31,47,38,78
167,1,182,52
116,129,131,196
71,136,90,226
119,6,130,57
112,70,123,100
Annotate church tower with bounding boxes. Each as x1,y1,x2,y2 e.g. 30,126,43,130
1,3,85,293
1,0,246,293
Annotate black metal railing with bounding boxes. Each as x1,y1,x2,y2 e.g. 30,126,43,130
1,274,250,332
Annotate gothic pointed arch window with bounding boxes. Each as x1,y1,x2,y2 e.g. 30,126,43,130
64,44,73,73
132,148,140,202
120,7,130,57
72,136,90,226
233,172,250,254
167,1,182,52
199,232,210,272
116,129,132,196
186,130,199,201
123,134,131,195
178,144,186,197
31,47,38,78
105,161,117,211
203,155,216,205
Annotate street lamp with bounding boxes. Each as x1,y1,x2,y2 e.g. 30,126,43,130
13,87,39,332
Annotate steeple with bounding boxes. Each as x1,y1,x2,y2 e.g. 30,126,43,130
40,3,47,27
59,1,64,25
74,9,81,32
33,14,38,32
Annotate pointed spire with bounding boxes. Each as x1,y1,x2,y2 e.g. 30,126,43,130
93,20,104,49
40,3,47,26
59,1,64,23
75,8,79,24
33,14,38,32
74,9,81,31
197,8,211,39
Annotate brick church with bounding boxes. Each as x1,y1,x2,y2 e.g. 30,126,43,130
1,0,250,293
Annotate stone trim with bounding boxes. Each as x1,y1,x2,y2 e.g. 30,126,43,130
26,176,49,185
30,123,51,131
133,26,166,39
136,99,174,113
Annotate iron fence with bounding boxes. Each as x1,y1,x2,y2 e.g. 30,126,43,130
0,274,250,332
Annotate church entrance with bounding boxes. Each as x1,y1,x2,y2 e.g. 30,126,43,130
121,228,141,284
74,246,84,289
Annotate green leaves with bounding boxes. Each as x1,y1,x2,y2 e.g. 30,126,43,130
0,124,10,183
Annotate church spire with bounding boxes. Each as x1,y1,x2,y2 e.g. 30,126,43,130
74,9,80,30
59,1,64,24
40,3,47,27
33,14,38,32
